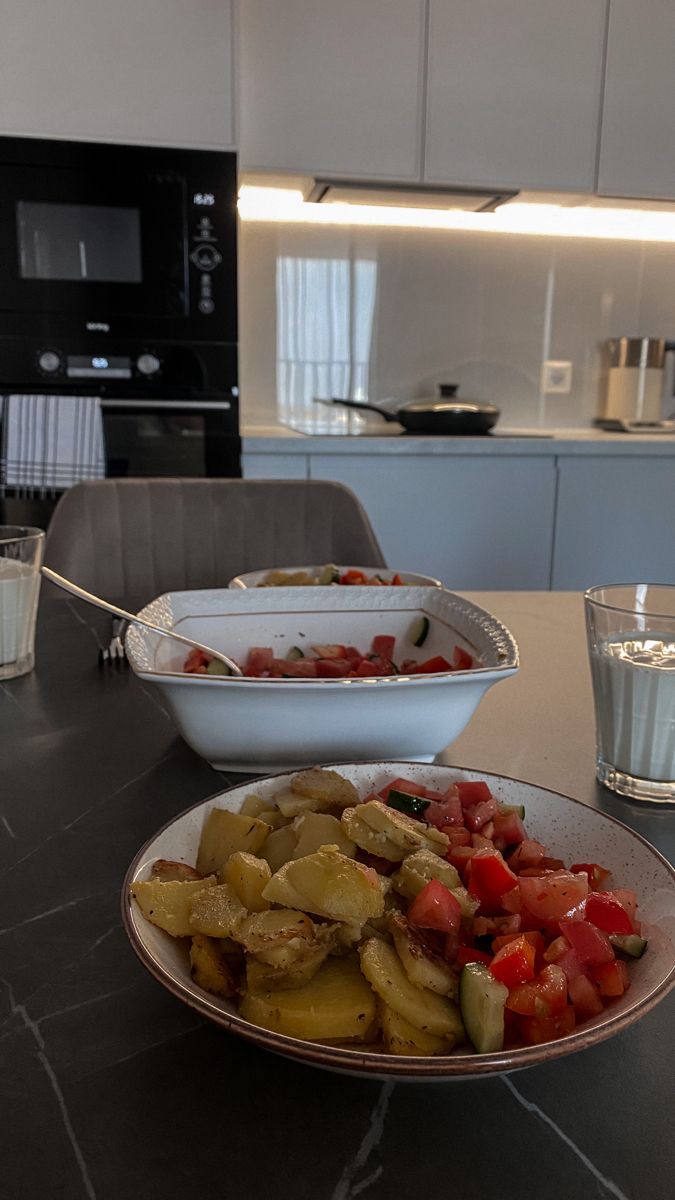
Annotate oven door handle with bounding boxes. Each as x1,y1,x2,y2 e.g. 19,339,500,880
100,399,232,411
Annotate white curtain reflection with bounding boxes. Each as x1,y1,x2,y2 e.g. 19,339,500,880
276,255,377,432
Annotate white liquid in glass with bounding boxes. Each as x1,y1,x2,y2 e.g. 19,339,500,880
0,559,40,668
590,634,675,782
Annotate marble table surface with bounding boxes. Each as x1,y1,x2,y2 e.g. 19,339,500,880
1,589,673,1200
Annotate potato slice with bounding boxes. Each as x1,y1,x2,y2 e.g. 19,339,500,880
130,876,217,937
275,768,360,817
240,956,378,1042
389,913,458,999
239,908,316,965
359,937,464,1039
292,811,356,859
379,1002,452,1057
240,793,270,818
245,947,330,993
390,851,478,919
189,933,237,997
196,810,271,875
149,858,204,883
341,801,449,862
260,823,299,872
262,845,388,923
188,882,248,938
257,809,294,830
220,852,271,912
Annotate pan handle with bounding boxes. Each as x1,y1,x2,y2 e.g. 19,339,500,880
318,397,400,422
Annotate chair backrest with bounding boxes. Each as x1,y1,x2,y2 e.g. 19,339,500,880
44,477,387,604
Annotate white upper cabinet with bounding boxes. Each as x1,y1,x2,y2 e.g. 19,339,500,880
424,0,607,191
0,0,235,149
238,0,426,179
598,2,675,199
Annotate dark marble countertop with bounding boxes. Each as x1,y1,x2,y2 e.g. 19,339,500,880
1,590,673,1200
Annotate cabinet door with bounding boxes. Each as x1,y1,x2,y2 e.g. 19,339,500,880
598,1,675,199
425,0,606,191
0,0,235,148
241,453,309,479
238,0,425,179
552,457,675,590
309,454,557,590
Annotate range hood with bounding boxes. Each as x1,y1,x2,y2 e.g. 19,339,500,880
305,178,518,212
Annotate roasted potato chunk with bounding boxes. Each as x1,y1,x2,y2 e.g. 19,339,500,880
239,793,270,818
359,937,464,1040
239,908,316,965
292,811,356,859
389,913,458,998
240,956,378,1042
262,845,388,923
130,876,217,937
245,947,330,992
341,800,449,862
379,1002,452,1056
260,823,299,872
196,809,271,875
390,851,478,920
149,858,204,883
275,768,359,817
188,881,248,938
220,852,271,912
189,933,237,997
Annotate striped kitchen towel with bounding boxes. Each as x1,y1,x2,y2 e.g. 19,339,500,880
0,394,106,495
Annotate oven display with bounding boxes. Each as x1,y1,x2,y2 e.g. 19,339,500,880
67,355,132,379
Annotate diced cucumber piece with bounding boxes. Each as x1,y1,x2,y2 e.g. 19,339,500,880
610,934,647,959
286,646,305,661
386,789,430,817
409,616,430,647
317,563,340,585
206,657,231,676
460,963,508,1054
498,804,526,819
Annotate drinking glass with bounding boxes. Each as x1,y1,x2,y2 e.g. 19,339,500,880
585,583,675,803
0,526,44,680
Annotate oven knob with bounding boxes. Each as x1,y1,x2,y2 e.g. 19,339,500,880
136,353,161,376
38,350,62,373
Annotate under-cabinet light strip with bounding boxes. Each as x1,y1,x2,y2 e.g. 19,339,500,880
237,186,675,242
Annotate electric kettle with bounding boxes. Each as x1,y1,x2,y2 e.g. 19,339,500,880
597,337,675,431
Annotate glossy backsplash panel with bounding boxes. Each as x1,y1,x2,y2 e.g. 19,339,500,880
238,220,675,432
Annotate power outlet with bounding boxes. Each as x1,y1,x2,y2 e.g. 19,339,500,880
541,360,573,395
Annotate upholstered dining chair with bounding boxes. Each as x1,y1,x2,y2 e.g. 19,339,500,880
43,477,387,604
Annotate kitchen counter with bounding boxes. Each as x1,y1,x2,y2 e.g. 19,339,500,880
1,590,673,1200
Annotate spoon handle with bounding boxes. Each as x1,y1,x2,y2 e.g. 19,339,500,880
41,567,242,676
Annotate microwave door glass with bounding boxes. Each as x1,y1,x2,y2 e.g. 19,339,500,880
17,201,142,283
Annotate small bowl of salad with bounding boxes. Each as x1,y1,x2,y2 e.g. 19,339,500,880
124,586,518,772
228,564,443,589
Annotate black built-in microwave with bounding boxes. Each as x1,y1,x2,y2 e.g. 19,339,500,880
0,136,240,479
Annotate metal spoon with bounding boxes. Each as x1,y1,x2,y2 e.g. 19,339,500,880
41,567,243,676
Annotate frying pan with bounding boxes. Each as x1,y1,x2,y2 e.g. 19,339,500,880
323,385,500,435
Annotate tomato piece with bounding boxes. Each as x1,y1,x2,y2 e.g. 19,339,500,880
456,780,493,808
570,862,612,890
245,646,274,675
277,658,318,677
506,964,568,1017
390,573,404,585
343,645,363,662
354,658,386,676
413,655,453,674
448,844,477,879
559,919,615,967
378,777,427,801
492,930,544,970
444,826,471,848
315,658,351,677
518,872,589,923
506,839,547,872
371,635,396,659
543,934,570,963
468,848,519,904
184,647,209,672
463,796,499,832
584,891,634,935
492,809,526,847
611,888,638,926
408,879,462,935
519,1004,576,1045
588,958,630,996
490,935,537,987
339,570,367,585
310,643,347,659
454,945,493,968
452,645,474,670
426,792,464,829
568,973,604,1018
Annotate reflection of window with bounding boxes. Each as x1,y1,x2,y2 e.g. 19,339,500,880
276,256,377,431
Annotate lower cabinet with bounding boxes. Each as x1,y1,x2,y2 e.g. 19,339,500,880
551,457,675,590
308,454,557,590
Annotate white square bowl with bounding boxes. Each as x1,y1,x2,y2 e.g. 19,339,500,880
125,586,519,772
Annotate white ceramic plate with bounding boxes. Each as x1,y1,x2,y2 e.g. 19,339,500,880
228,565,442,589
122,762,675,1081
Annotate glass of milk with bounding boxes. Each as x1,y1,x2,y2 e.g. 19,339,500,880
585,583,675,803
0,526,44,680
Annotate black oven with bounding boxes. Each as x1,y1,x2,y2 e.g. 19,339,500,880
0,136,240,480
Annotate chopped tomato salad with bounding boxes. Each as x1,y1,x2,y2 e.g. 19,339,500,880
183,634,476,678
383,775,645,1050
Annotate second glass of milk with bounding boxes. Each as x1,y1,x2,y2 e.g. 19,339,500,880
0,526,44,680
585,583,675,803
